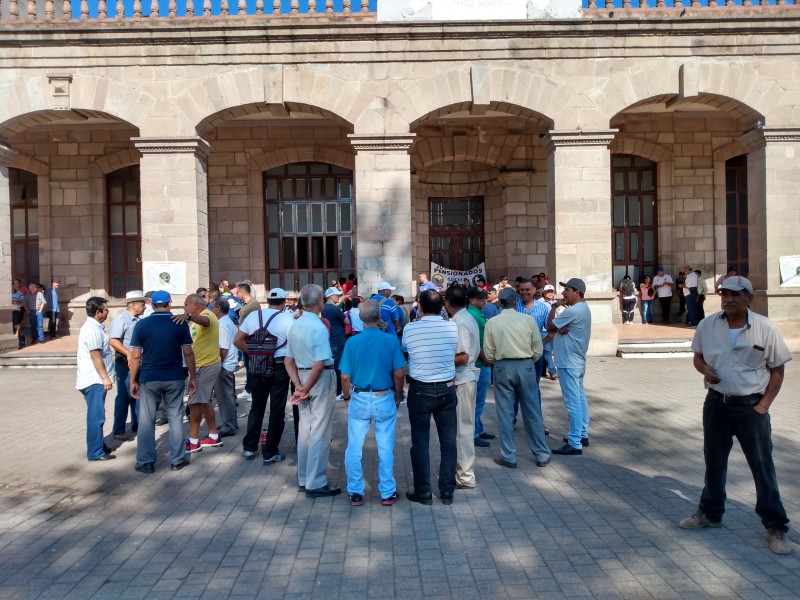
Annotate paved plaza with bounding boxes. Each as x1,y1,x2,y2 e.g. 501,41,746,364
0,357,799,600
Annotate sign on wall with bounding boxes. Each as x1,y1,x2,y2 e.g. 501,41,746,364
430,261,487,288
779,256,800,287
143,262,187,295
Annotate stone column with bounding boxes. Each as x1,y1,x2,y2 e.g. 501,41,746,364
348,134,415,298
0,144,16,350
497,171,545,277
742,127,800,350
543,130,618,356
133,137,211,298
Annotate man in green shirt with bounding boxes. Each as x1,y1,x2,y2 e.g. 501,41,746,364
466,287,495,448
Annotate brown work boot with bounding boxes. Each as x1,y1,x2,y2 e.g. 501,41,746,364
678,509,722,529
767,528,793,555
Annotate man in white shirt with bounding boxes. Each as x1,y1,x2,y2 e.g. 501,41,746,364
444,285,481,490
652,266,674,324
682,265,700,328
211,298,239,438
75,296,115,462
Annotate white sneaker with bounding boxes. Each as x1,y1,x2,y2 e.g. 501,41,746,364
335,394,344,402
237,390,251,401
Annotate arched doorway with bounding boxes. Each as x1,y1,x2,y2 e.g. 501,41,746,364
264,162,354,292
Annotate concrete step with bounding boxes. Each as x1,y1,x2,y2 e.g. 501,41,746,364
0,353,77,368
617,339,693,359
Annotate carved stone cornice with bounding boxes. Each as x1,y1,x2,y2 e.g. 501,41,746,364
348,134,416,153
0,141,17,167
497,171,535,187
132,136,211,159
542,129,618,154
740,127,800,152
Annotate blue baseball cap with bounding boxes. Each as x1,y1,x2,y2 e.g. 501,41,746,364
151,290,171,305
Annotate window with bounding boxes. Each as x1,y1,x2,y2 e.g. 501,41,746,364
611,155,657,287
725,155,748,276
264,162,354,292
107,166,142,297
10,168,39,284
429,197,484,270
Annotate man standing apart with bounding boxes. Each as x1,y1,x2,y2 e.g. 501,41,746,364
444,286,481,490
679,276,793,555
484,288,549,469
108,290,146,440
47,278,60,340
322,286,349,396
370,282,401,336
695,269,708,322
340,300,406,506
236,282,260,402
211,299,239,438
545,278,592,456
652,266,674,324
285,284,340,497
418,272,439,293
235,288,294,465
466,287,495,447
130,291,197,473
75,296,115,462
681,265,700,328
402,290,459,505
178,294,223,453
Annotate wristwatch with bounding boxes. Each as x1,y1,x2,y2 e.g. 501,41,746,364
185,313,192,321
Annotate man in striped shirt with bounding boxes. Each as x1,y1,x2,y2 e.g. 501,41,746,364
401,290,459,505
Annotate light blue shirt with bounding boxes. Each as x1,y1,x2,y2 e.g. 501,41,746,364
108,310,141,351
49,288,60,313
286,312,334,368
481,302,499,319
340,328,406,391
517,298,550,333
552,301,592,370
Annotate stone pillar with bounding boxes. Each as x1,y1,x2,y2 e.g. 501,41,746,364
0,144,16,350
348,134,415,298
742,127,800,351
133,137,211,298
497,171,546,277
543,130,618,356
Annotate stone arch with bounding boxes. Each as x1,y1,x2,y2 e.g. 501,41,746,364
87,149,141,178
248,146,355,173
3,152,48,176
180,67,374,135
608,136,674,163
412,136,522,172
713,140,749,163
390,68,559,130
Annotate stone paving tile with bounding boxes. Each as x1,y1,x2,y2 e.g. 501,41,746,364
1,358,800,599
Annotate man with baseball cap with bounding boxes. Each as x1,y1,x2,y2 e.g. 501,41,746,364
108,290,147,440
370,282,402,336
544,278,592,456
539,284,558,380
322,286,350,396
129,291,197,473
679,276,793,555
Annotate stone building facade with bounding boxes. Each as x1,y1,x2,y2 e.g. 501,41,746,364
1,2,800,354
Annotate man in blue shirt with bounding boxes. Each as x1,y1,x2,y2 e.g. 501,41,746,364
370,281,401,336
129,290,196,473
322,286,350,396
47,278,60,340
108,290,146,440
544,278,593,456
340,299,406,507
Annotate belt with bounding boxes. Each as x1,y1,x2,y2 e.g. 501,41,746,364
498,357,533,361
353,387,388,395
299,366,334,371
408,378,454,387
708,389,762,405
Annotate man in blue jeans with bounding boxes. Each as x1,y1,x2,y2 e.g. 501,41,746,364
544,278,592,456
340,299,406,507
402,290,459,505
108,290,147,440
75,296,115,462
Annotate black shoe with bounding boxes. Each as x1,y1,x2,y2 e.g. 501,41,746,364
479,432,496,440
349,493,364,506
135,462,154,473
170,459,189,471
474,437,490,447
89,453,116,462
536,458,551,467
440,492,454,505
103,444,115,454
305,485,342,498
562,436,589,447
218,430,236,438
493,456,518,469
155,418,168,426
298,486,306,493
406,491,433,505
552,444,582,456
544,427,550,436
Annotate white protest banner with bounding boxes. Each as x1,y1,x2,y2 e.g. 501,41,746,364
143,261,187,294
779,255,800,287
430,262,487,289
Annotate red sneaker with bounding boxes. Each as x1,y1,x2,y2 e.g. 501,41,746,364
185,440,203,454
199,436,223,448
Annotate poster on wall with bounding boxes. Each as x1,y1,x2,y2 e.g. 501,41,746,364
779,256,800,287
143,262,187,295
430,262,487,289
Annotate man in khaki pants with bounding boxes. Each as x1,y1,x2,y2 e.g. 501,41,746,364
444,285,481,490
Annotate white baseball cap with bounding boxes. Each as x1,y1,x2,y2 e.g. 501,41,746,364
324,287,341,299
376,281,396,291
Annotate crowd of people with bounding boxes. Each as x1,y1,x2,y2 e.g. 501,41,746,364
66,270,793,554
11,277,61,347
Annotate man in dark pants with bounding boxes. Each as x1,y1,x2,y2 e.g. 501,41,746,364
401,290,459,505
108,290,147,440
679,276,793,555
235,288,294,465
